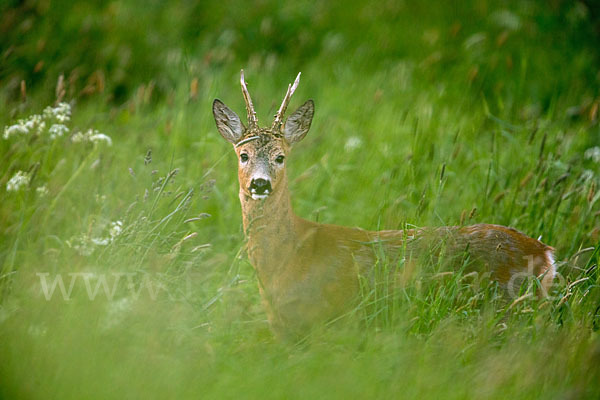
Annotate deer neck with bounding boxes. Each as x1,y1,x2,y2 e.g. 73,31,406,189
239,173,297,279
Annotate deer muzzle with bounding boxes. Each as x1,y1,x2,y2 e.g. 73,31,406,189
249,178,272,199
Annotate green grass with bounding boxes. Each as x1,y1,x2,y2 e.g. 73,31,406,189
1,1,600,398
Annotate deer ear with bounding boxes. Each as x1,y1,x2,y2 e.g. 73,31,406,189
283,99,314,144
213,99,245,144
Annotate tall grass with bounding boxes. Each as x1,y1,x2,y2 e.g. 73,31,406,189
1,0,600,398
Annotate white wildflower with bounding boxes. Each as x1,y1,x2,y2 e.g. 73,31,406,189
71,131,85,143
28,114,46,134
3,103,71,141
90,132,112,146
6,171,31,192
55,103,71,123
109,220,123,239
3,123,28,139
71,129,112,146
3,114,46,139
584,147,600,163
43,102,71,123
67,219,123,256
67,234,108,256
48,124,69,140
66,235,94,256
36,185,49,196
345,136,363,152
24,114,45,136
91,237,110,246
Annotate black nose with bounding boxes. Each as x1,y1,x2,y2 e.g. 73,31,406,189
249,178,272,195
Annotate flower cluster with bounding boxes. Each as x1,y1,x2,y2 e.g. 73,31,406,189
109,220,123,239
6,170,50,195
36,185,49,196
584,146,600,163
3,114,46,139
71,129,113,146
67,220,124,256
3,102,112,146
6,171,31,192
3,102,72,140
3,103,114,199
48,124,69,140
345,136,363,152
43,102,71,123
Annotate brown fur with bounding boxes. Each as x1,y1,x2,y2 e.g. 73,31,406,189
212,73,555,338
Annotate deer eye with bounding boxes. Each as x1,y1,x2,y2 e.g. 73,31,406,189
275,155,285,164
240,153,249,162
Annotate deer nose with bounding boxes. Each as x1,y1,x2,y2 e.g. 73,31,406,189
249,178,272,195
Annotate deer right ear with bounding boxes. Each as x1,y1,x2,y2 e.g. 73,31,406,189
213,99,245,144
283,99,314,144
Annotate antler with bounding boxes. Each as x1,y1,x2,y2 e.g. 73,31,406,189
272,72,301,130
240,69,258,129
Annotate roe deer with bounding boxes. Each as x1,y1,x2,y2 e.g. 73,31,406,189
212,71,556,337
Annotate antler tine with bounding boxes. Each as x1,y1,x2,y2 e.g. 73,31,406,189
240,69,258,129
272,72,301,130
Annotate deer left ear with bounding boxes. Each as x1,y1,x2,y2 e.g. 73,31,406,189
213,99,245,144
282,100,314,144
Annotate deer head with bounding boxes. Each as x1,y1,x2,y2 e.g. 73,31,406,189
213,70,314,200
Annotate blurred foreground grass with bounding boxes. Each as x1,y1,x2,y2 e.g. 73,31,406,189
1,0,600,399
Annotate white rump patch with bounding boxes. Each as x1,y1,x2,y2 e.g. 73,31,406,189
545,249,556,279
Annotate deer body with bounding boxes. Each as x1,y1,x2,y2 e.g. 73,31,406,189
213,71,555,337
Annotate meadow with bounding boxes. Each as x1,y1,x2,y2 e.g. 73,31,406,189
1,1,599,398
